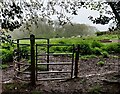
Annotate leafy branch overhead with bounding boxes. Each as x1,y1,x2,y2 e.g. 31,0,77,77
0,0,120,32
1,2,23,31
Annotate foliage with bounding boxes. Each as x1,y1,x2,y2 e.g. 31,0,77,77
9,23,96,39
49,46,73,53
37,65,47,71
91,41,103,48
79,42,92,55
92,47,102,55
18,34,119,56
53,24,96,38
95,31,108,36
105,43,120,54
1,1,120,41
80,55,97,60
1,34,119,63
1,2,23,31
1,42,30,63
89,84,102,94
0,64,9,69
97,61,105,66
0,49,13,63
19,46,30,59
102,51,109,58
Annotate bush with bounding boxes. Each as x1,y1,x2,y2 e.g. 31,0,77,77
91,41,103,48
92,47,102,55
106,43,120,54
58,41,66,44
1,43,11,50
102,51,109,58
0,49,13,63
79,42,92,55
97,61,105,66
19,46,30,59
0,64,9,69
95,31,106,36
49,45,73,53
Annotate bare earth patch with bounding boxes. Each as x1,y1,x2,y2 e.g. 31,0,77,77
2,55,120,94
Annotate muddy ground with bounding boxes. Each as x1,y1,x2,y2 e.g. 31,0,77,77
2,54,120,94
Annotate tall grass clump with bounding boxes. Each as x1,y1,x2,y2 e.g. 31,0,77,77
105,43,120,54
78,42,92,55
91,41,103,48
92,47,102,55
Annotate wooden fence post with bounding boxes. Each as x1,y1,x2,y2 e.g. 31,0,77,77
74,44,80,78
30,34,36,85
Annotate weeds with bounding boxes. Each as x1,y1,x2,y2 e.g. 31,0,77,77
0,64,9,69
97,61,105,67
89,84,102,94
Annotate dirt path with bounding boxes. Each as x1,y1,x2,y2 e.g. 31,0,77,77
2,55,120,93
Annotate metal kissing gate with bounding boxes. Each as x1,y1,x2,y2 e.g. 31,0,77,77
13,35,80,85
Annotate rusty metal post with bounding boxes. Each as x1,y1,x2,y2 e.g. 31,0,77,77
30,34,36,85
17,39,20,75
74,44,80,78
47,39,49,71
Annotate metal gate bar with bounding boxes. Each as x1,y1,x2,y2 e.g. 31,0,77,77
13,35,80,85
36,43,75,81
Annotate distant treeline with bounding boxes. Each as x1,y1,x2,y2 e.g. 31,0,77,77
96,30,120,36
9,18,98,39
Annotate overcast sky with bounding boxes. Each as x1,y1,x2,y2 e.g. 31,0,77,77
71,7,111,31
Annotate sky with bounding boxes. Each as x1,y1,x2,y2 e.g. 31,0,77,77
71,8,111,31
50,7,111,31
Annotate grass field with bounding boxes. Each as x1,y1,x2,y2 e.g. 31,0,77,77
18,34,118,45
1,34,119,63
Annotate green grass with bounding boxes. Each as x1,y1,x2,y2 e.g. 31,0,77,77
17,34,119,54
19,34,118,45
89,84,102,94
0,64,9,69
80,55,97,60
1,34,118,63
37,65,48,71
97,61,105,66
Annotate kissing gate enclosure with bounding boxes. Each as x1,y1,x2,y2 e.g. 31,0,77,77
13,35,80,85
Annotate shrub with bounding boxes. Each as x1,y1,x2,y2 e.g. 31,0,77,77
91,41,103,48
37,65,47,71
19,46,30,59
102,51,109,58
1,43,11,50
106,43,120,54
0,64,9,69
97,61,105,66
92,47,102,55
79,42,92,55
58,41,66,44
67,46,73,52
53,46,61,52
95,31,108,36
0,49,13,63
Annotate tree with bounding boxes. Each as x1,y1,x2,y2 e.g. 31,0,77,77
54,23,97,38
0,0,120,40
